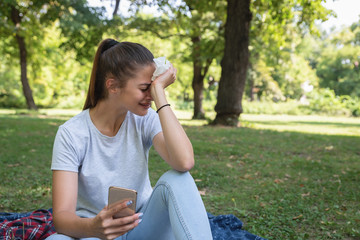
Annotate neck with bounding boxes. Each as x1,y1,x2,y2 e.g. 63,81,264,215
89,100,127,137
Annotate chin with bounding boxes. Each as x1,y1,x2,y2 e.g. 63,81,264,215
131,109,148,116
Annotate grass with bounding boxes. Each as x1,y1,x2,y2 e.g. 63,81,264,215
0,109,359,239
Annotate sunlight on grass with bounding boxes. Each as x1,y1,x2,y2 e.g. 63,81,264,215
241,114,360,136
174,110,208,126
2,108,359,136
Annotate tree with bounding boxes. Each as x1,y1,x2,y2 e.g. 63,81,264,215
127,0,225,119
184,1,225,119
247,0,332,102
214,0,331,125
316,22,360,97
0,0,107,109
213,0,252,126
0,2,38,109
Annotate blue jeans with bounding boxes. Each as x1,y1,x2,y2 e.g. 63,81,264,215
46,170,213,240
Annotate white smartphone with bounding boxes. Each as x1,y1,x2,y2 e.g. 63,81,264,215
108,186,137,218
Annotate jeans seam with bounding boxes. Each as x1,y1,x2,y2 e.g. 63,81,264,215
154,180,192,240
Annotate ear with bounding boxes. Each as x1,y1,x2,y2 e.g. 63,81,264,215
105,78,120,94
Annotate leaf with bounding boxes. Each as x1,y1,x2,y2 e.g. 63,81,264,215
292,214,303,220
241,174,253,179
7,163,21,167
199,189,206,196
301,192,311,198
325,145,334,150
274,178,284,184
226,163,233,168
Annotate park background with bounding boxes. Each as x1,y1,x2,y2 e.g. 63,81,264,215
0,0,359,239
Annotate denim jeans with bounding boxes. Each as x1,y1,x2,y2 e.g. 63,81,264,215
46,170,213,240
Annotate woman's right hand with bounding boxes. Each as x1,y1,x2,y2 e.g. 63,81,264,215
91,200,142,240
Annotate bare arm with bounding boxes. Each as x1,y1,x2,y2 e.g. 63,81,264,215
151,65,195,172
52,170,141,239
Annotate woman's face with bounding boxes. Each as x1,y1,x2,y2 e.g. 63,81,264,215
116,64,155,116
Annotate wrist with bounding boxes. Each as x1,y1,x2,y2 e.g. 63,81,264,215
151,83,168,108
88,217,98,238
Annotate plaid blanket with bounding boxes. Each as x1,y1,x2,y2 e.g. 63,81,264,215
0,209,55,240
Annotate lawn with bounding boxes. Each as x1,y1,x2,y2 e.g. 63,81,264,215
0,109,359,239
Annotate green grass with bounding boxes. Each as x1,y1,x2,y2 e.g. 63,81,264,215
0,109,359,239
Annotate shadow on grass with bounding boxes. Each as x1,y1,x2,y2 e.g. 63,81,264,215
245,119,360,128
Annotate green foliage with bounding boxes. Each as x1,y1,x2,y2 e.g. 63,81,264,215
241,88,360,117
305,88,360,117
316,32,360,97
0,21,91,109
0,0,358,119
242,100,304,115
248,0,332,102
278,55,319,100
0,43,26,108
0,0,111,109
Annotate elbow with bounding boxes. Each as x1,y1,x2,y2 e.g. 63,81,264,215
184,160,195,172
177,157,195,172
52,213,62,233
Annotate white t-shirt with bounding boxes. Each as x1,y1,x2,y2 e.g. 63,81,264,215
51,108,162,218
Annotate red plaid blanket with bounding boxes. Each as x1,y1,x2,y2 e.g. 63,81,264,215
0,209,55,240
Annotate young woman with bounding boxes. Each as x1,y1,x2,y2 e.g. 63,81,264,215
47,39,213,240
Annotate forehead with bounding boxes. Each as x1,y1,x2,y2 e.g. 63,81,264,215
125,64,155,86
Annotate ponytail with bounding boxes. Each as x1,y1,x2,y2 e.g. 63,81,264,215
83,39,117,110
83,39,154,110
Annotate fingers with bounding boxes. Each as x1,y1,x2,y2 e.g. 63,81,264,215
101,214,142,239
171,66,177,81
106,200,132,218
95,206,142,240
112,212,142,226
159,64,177,85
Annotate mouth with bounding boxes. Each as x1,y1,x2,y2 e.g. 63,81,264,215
139,102,151,109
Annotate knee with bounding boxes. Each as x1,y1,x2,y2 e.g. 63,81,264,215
157,170,195,188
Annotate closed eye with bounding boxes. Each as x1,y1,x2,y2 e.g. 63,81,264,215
140,84,151,92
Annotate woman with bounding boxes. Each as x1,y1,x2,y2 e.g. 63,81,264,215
47,39,213,240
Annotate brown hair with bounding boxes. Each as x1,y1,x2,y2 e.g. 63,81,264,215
83,39,154,110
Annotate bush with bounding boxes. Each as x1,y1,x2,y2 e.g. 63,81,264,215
340,95,360,117
305,88,353,116
241,88,360,117
0,93,26,108
242,100,304,115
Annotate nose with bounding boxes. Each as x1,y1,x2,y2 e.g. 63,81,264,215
145,88,153,101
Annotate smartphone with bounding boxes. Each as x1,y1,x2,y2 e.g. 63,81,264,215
108,186,137,218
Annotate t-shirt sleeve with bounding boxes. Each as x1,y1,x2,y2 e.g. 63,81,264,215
143,108,162,148
51,126,81,172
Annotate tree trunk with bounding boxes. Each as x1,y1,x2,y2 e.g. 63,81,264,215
11,6,37,110
112,0,121,18
248,62,255,102
191,36,205,119
213,0,251,126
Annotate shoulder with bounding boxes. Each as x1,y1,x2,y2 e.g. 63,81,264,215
57,110,90,140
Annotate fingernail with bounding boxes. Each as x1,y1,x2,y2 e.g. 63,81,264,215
126,200,133,206
137,219,142,224
138,212,143,218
